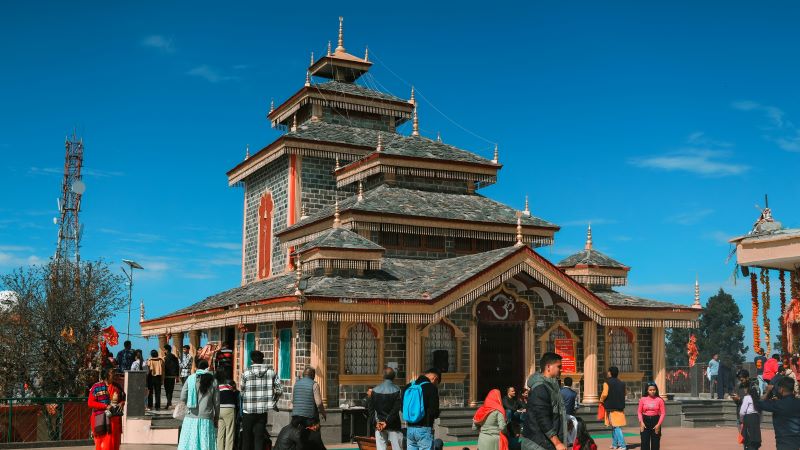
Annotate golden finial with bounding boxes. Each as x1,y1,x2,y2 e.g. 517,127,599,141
333,198,341,227
515,211,524,247
305,70,311,87
335,156,341,171
412,106,419,136
300,202,308,220
364,46,369,61
376,132,383,152
585,223,593,251
269,98,275,114
492,144,499,164
245,144,250,160
523,195,530,216
294,254,303,296
291,114,297,132
139,299,145,322
436,131,442,143
336,16,345,53
692,275,702,309
327,40,332,56
358,181,364,201
409,85,415,105
310,51,314,66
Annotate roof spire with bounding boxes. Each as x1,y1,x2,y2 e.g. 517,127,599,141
333,198,341,227
139,299,145,322
376,132,383,152
409,85,415,105
358,181,364,201
585,223,593,250
269,98,274,114
300,202,308,220
436,131,442,142
412,106,419,136
336,16,345,53
492,144,499,164
335,156,341,171
291,114,298,132
327,40,332,56
364,46,369,61
523,195,530,216
305,70,311,87
294,254,303,296
515,211,524,247
692,275,702,309
245,144,250,160
310,51,314,66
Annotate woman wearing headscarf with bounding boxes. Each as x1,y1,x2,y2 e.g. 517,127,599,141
474,389,508,450
88,367,126,450
178,359,219,450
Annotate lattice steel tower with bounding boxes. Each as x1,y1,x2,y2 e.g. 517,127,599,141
54,132,85,263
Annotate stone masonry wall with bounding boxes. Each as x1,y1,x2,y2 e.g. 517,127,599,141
243,155,289,283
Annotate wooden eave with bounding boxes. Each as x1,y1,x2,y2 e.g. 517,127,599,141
267,86,413,126
334,152,500,182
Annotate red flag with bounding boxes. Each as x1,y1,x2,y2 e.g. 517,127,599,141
102,325,119,346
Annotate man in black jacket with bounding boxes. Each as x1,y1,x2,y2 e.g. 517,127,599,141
403,368,441,450
523,352,567,450
275,416,307,450
368,367,403,450
162,344,180,409
758,376,800,450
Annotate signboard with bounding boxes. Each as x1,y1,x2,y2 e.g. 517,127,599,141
554,338,576,373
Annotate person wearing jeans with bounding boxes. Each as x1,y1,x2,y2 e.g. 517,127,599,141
367,367,404,450
403,368,441,450
600,367,627,450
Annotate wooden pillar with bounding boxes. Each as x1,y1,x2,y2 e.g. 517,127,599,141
524,320,536,380
652,327,667,399
189,330,201,373
468,320,478,407
406,323,421,381
158,334,169,358
172,333,183,357
311,318,328,407
582,321,599,404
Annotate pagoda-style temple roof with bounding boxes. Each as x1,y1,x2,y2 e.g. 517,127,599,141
296,226,384,253
557,248,628,269
592,289,690,310
278,184,559,247
556,226,630,287
313,81,405,102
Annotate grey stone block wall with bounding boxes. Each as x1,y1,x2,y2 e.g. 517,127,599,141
257,322,275,366
384,323,406,380
299,156,356,218
322,107,392,132
327,322,340,406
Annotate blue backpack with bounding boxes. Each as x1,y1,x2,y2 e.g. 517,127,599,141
402,380,430,423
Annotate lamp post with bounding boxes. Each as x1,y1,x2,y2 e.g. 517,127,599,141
122,259,144,338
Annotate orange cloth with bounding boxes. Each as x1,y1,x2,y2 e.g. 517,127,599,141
473,389,509,450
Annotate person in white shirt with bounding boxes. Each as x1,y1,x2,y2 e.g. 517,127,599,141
739,385,762,450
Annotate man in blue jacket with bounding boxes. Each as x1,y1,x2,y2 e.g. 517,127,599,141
758,376,800,450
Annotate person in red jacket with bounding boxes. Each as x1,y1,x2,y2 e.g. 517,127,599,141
763,354,781,384
88,367,126,450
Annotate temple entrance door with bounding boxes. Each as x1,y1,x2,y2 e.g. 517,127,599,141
477,323,524,400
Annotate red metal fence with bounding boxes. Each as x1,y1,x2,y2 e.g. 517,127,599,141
0,397,90,443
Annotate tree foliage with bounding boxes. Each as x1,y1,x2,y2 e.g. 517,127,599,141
666,288,747,367
0,260,126,397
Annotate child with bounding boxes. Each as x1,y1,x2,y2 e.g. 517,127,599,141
216,370,240,450
739,384,761,450
572,417,596,450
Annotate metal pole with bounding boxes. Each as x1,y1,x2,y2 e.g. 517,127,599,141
124,267,132,338
8,398,12,443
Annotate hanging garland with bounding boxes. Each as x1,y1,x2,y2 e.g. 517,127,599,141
687,334,699,367
780,270,788,356
751,272,761,352
761,268,771,355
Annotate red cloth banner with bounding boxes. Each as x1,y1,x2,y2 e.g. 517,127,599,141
102,325,119,346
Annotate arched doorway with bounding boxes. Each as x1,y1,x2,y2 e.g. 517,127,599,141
474,292,531,400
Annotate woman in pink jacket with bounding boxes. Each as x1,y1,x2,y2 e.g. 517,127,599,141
637,382,665,450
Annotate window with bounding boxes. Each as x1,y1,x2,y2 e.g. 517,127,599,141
244,332,256,369
257,194,274,279
608,328,634,372
380,232,399,247
425,323,456,373
344,323,378,375
404,234,421,248
454,238,472,251
425,235,445,250
277,328,292,380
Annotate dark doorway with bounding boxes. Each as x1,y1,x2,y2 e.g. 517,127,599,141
477,323,524,400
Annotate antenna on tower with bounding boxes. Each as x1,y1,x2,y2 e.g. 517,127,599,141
54,131,85,265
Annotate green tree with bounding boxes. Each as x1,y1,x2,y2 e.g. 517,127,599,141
666,327,692,366
699,288,747,364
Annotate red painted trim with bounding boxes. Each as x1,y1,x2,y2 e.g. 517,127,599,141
257,194,274,279
287,154,298,269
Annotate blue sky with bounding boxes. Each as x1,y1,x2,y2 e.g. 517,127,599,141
2,1,799,356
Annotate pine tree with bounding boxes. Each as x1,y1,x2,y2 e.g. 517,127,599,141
699,288,747,364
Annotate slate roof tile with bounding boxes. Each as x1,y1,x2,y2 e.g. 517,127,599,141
296,227,384,252
556,249,627,268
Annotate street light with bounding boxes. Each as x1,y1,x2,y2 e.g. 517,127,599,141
122,259,144,338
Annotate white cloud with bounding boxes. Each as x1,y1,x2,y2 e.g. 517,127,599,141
142,35,176,53
186,65,239,83
733,100,800,152
687,131,732,148
204,242,240,250
666,209,715,225
0,252,46,269
29,167,124,178
732,100,785,127
629,148,749,176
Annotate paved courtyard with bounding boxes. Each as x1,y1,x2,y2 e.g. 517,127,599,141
41,425,778,450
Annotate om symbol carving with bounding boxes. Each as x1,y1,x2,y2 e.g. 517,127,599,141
486,294,516,320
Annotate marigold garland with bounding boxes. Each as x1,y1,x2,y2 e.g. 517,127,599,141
780,270,788,356
762,268,771,354
751,272,761,352
687,334,699,367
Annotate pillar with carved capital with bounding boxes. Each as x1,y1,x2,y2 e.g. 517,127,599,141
171,333,184,357
158,334,169,358
582,321,599,404
469,320,478,407
310,318,328,407
189,330,201,373
652,327,667,399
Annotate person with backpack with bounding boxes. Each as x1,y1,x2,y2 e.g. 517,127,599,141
163,344,180,409
240,350,283,450
403,368,441,450
367,367,403,450
572,417,597,450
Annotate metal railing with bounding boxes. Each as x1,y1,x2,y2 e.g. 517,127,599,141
0,397,90,443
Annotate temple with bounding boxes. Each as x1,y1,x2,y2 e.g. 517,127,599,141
140,18,701,440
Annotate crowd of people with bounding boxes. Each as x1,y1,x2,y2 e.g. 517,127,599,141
87,340,800,450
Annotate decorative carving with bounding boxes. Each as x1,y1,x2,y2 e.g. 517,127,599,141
476,293,530,322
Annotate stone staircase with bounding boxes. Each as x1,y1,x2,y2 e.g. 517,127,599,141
436,408,479,441
680,400,772,428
